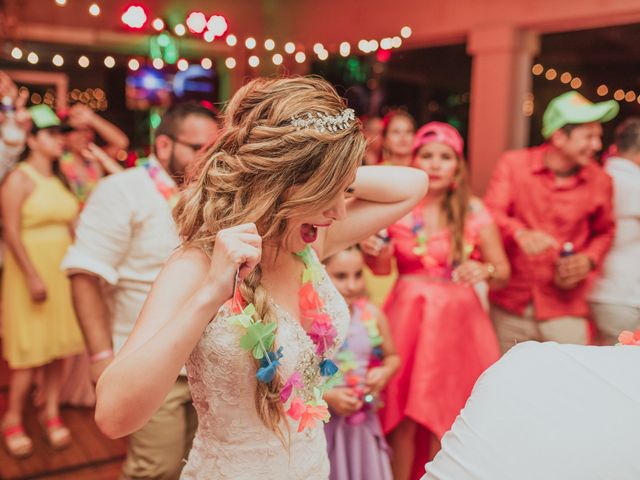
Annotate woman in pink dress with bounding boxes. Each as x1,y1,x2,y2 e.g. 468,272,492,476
365,122,510,480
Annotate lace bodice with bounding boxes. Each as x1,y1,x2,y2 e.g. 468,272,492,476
181,256,350,479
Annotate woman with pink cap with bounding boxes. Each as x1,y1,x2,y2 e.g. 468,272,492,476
364,122,509,479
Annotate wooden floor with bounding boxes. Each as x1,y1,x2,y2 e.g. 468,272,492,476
0,344,126,480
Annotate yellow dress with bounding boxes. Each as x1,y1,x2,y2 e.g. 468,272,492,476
2,163,84,369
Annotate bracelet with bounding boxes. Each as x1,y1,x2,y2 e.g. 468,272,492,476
485,263,496,280
89,349,114,363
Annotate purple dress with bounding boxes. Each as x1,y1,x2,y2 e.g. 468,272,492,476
324,300,393,480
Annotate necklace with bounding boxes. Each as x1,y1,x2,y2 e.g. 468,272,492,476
330,298,384,424
60,152,100,205
411,205,474,276
137,157,179,207
229,245,339,432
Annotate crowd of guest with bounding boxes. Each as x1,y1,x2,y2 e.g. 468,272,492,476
0,66,639,480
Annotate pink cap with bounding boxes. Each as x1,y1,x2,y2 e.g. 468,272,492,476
412,121,464,158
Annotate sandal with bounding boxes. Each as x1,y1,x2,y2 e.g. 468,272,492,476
39,415,72,450
2,424,33,458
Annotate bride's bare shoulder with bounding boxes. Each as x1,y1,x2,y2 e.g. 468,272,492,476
160,246,211,280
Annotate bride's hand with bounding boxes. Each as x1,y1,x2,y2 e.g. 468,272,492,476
207,223,262,299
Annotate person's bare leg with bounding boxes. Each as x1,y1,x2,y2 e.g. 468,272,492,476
41,360,71,448
3,368,34,426
2,367,35,456
388,418,418,480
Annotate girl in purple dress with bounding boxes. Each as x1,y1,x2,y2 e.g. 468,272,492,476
323,246,400,480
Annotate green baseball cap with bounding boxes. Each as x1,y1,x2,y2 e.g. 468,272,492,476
542,91,619,139
29,105,61,130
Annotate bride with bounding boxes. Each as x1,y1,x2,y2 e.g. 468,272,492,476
95,76,428,479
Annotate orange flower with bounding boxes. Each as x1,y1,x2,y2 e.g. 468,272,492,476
618,330,640,345
299,282,323,312
297,404,329,432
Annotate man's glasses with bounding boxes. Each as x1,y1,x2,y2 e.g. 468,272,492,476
169,136,204,152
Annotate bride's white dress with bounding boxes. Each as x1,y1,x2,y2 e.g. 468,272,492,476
181,257,349,479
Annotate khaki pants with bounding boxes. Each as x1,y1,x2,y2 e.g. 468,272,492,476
121,377,197,480
491,304,589,354
590,302,640,346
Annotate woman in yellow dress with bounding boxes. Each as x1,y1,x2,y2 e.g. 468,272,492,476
1,105,84,457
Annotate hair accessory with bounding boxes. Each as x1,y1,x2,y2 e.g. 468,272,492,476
290,108,355,133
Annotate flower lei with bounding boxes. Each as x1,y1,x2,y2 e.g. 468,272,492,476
330,298,384,424
137,158,180,208
60,152,100,206
411,205,474,275
228,245,340,432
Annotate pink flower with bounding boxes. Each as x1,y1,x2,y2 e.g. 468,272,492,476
280,372,304,403
297,404,329,432
287,396,305,421
299,282,323,312
309,321,337,355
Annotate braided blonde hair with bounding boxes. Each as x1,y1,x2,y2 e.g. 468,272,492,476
174,76,365,434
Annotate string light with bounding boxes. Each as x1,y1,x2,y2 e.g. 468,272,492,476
52,54,64,66
597,85,609,96
358,39,370,53
272,53,283,65
27,52,39,64
11,47,23,60
201,58,212,69
174,24,186,36
368,39,379,51
318,50,329,60
625,91,636,102
226,34,237,46
78,55,90,68
121,5,147,29
128,58,140,71
560,72,572,84
225,57,236,69
545,68,557,80
265,39,275,51
55,0,66,5
186,11,207,34
177,58,189,71
152,58,164,69
103,55,115,68
89,3,100,16
380,37,393,50
152,18,165,31
339,42,351,57
284,42,296,54
570,77,582,89
531,64,544,75
248,55,260,67
613,89,625,101
206,15,228,36
313,43,324,55
391,36,402,48
295,51,306,63
400,26,412,38
245,37,257,49
203,30,215,42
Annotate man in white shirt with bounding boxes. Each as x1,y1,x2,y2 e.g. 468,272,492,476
62,103,220,479
589,118,640,344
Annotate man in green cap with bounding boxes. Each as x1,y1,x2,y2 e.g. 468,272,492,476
484,91,618,352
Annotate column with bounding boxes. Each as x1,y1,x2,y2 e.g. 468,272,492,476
467,25,539,194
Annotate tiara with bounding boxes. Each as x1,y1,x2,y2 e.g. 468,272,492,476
290,108,355,133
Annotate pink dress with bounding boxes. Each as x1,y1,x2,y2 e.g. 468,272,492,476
378,204,500,444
